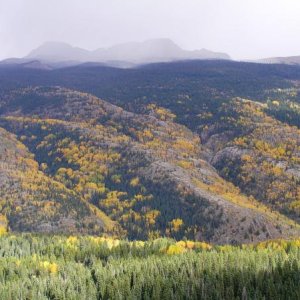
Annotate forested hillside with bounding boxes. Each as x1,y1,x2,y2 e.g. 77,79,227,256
0,87,298,243
0,126,116,235
0,60,300,244
2,1,300,298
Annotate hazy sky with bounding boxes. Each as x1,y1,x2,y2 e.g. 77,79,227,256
1,0,300,60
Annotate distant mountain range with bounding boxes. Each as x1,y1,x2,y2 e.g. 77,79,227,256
0,39,231,69
2,40,300,69
258,56,300,65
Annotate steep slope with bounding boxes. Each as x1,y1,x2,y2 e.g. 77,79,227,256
0,87,298,243
0,126,116,234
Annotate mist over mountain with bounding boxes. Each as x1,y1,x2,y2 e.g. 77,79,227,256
24,39,230,66
6,38,300,69
27,42,89,62
258,55,300,65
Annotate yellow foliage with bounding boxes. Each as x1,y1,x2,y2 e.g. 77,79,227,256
15,260,21,267
166,244,186,255
130,177,140,187
40,261,58,274
0,227,7,235
194,242,212,250
174,139,195,153
66,236,78,246
145,210,160,225
176,241,186,248
169,218,184,232
186,241,195,249
89,236,120,249
134,241,145,248
177,160,193,169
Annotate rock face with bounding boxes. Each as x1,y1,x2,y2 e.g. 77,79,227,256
0,87,298,243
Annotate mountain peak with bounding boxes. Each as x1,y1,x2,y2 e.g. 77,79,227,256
26,41,88,62
24,39,230,65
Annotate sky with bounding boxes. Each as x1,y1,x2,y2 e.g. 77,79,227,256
1,0,300,60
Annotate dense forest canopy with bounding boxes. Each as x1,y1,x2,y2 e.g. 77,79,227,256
0,234,300,299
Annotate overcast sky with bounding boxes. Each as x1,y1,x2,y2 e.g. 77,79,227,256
1,0,300,60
